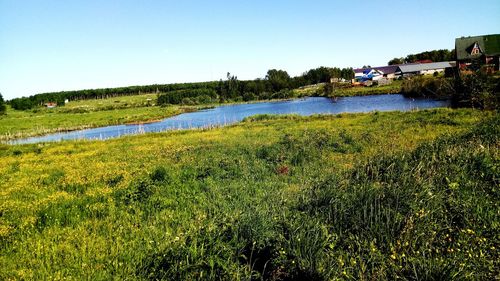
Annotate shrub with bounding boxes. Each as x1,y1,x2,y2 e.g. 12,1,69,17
271,89,294,99
157,89,218,105
402,72,499,110
242,92,258,101
181,97,195,105
402,76,454,98
195,94,214,104
258,92,272,100
452,72,500,109
323,82,334,96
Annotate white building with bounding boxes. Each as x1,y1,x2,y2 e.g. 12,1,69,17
397,61,455,76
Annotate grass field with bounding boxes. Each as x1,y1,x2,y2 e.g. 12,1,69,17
0,108,498,280
63,94,159,111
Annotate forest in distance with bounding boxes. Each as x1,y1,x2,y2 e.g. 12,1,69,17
8,67,355,110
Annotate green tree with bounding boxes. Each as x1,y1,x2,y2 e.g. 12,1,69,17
403,49,454,63
0,93,6,114
266,69,291,92
323,82,334,96
225,72,240,100
304,67,332,84
388,57,404,65
340,68,354,80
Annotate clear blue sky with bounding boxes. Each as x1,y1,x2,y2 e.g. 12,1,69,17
1,0,499,100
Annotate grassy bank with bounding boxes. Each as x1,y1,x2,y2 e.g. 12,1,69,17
334,80,402,97
0,108,498,280
293,80,402,97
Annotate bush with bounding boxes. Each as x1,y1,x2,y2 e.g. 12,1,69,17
157,89,218,105
195,94,215,104
323,82,334,96
181,97,196,105
452,72,500,109
271,89,294,99
402,76,454,98
402,72,499,110
9,96,36,110
258,92,272,100
242,92,258,101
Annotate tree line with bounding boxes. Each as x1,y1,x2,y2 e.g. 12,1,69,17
388,49,455,65
8,67,354,110
0,93,6,114
8,82,220,110
158,67,354,105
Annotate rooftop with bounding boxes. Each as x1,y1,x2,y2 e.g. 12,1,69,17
398,61,454,73
455,34,500,60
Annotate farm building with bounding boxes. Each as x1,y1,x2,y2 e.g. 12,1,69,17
353,68,383,82
354,62,451,81
455,34,500,72
397,61,455,76
373,65,400,79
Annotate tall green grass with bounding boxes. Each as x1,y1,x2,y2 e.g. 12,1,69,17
0,110,497,280
121,116,499,280
296,117,499,279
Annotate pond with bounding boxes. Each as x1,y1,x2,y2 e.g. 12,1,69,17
11,94,450,144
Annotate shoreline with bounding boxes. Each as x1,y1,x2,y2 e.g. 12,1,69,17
0,82,410,143
0,97,317,142
3,93,451,144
